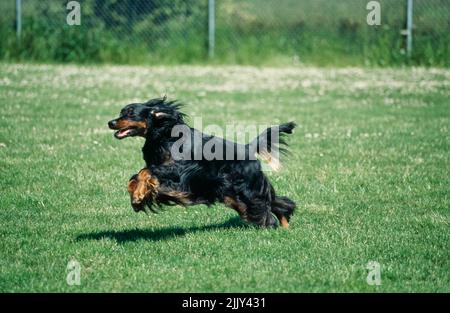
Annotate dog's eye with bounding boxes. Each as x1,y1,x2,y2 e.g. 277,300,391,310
120,108,133,117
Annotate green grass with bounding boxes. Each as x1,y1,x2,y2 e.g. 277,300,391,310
0,63,449,292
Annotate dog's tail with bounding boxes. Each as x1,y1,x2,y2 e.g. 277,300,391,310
249,122,296,171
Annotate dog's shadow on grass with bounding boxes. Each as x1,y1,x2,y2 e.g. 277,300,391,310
76,217,250,243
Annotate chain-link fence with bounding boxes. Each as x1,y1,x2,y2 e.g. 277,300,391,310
0,0,448,66
412,0,450,64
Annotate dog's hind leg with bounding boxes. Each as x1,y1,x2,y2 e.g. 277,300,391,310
224,196,248,220
231,173,278,228
240,196,277,228
271,196,296,228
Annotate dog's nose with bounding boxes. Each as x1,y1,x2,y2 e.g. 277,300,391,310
108,120,117,129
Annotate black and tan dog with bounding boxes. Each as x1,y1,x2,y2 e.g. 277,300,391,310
108,97,296,228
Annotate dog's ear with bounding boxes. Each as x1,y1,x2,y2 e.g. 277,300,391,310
149,105,176,120
150,109,170,119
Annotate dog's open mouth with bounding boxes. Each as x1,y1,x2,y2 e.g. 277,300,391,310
114,127,138,139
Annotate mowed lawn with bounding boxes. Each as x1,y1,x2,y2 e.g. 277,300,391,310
0,64,449,292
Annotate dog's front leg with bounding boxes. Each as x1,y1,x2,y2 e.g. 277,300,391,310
127,168,160,213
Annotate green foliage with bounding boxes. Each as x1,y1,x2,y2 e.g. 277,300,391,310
0,0,448,66
0,0,207,64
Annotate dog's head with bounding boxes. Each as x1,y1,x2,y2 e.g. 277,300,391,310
108,97,184,140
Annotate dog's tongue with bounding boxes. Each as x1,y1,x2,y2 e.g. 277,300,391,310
117,129,132,138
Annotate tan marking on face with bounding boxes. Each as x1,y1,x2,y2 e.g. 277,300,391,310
115,119,147,131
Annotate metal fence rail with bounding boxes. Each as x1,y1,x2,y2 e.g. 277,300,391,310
1,0,448,65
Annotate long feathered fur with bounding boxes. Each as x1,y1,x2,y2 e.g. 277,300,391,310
110,97,297,228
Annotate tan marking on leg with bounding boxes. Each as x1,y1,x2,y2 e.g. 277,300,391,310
280,216,289,228
162,190,192,205
128,178,137,194
128,177,138,206
224,196,248,220
132,169,160,205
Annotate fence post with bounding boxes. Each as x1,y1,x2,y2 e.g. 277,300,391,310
406,0,413,57
16,0,22,41
208,0,215,58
